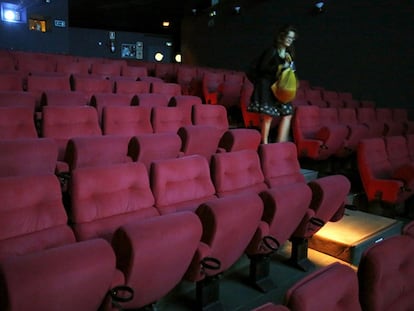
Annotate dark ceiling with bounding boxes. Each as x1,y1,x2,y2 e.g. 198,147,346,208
68,0,212,35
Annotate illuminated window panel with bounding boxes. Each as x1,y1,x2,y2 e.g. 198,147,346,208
29,18,47,32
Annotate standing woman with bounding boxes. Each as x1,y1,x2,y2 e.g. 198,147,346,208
248,25,298,144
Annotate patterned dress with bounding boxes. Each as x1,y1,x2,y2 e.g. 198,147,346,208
247,46,294,117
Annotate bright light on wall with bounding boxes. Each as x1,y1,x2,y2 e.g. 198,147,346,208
162,21,170,27
1,2,26,23
154,52,164,62
175,54,182,63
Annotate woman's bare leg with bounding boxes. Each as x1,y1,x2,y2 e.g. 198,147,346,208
261,114,273,144
276,115,292,142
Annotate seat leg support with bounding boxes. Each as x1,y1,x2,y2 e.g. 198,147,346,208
196,275,224,311
288,237,315,272
248,254,276,293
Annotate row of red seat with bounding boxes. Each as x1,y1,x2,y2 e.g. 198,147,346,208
293,105,414,161
254,226,414,311
0,139,350,310
358,135,414,210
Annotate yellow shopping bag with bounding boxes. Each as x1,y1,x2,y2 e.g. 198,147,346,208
271,67,298,103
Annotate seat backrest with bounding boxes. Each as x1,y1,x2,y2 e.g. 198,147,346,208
319,107,339,125
0,90,37,111
0,72,24,91
384,135,410,170
150,155,217,214
217,81,243,108
292,105,321,140
259,142,306,188
211,149,268,197
90,93,134,123
65,135,133,171
71,74,114,95
338,107,358,124
358,235,414,311
27,74,71,93
136,92,169,108
41,90,90,107
0,174,75,259
55,60,91,75
129,132,182,171
304,88,322,101
70,162,159,241
102,105,153,135
151,81,182,100
0,106,38,139
154,62,176,82
407,134,414,161
176,66,197,95
286,262,361,311
192,104,229,132
121,65,148,79
0,138,58,177
90,62,122,77
17,58,56,75
151,106,192,133
114,78,150,95
41,106,102,159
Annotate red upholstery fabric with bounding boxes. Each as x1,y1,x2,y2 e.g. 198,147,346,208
102,106,153,135
217,81,243,109
0,106,38,139
240,80,261,128
357,137,410,204
211,149,268,197
17,58,56,75
91,61,122,77
218,128,261,152
0,72,24,91
114,78,150,95
56,60,91,75
27,73,71,93
130,132,182,170
318,108,349,156
136,92,169,108
65,135,133,171
0,174,75,259
358,235,414,311
286,262,361,311
0,138,58,177
151,81,182,100
70,162,159,241
154,62,176,82
121,65,148,79
384,135,412,170
41,90,90,107
0,90,37,111
176,66,197,95
151,155,217,214
0,238,116,311
185,193,263,281
337,107,370,150
151,106,192,133
356,107,385,138
202,71,225,105
292,106,347,160
71,73,114,97
376,108,405,136
178,125,224,161
192,104,228,133
90,92,135,123
112,212,201,309
41,106,102,160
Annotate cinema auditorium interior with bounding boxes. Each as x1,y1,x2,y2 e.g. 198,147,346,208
0,0,414,310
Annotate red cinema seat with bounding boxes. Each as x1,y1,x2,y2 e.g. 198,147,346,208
337,107,370,151
0,72,24,91
393,108,414,134
91,61,122,77
176,65,197,95
184,192,264,310
376,107,406,136
150,155,217,215
216,81,243,110
136,92,169,108
114,78,150,95
202,70,225,105
112,211,202,309
128,132,182,171
90,92,135,124
0,106,38,139
358,235,414,311
55,60,91,75
154,62,176,82
240,80,261,128
0,138,58,177
17,58,56,75
169,94,202,116
0,90,37,111
71,73,114,97
211,149,310,290
41,106,102,166
292,105,349,160
285,263,361,311
192,104,228,132
102,105,153,135
121,65,148,79
151,106,192,133
70,162,160,241
0,174,118,311
40,90,90,107
178,125,225,161
65,135,133,171
151,81,182,101
357,137,412,209
356,107,385,138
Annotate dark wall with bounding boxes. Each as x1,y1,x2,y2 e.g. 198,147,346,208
181,0,414,108
0,0,69,54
